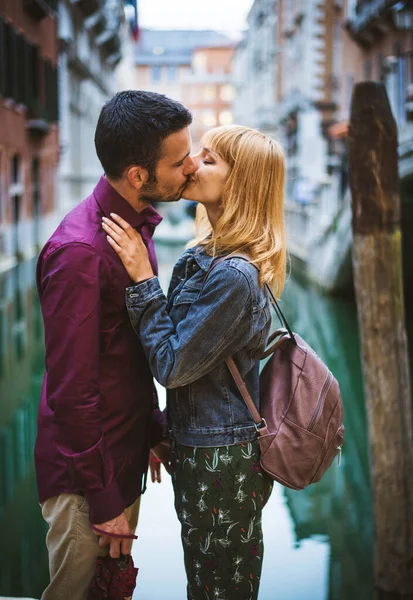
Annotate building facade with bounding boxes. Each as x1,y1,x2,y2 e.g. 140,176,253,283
58,0,125,215
234,0,413,293
181,45,235,144
0,0,59,270
134,29,235,146
233,0,278,135
133,29,236,238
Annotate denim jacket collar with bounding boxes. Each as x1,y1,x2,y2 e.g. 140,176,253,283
191,246,216,272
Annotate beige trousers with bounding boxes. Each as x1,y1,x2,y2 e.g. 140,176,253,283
40,493,140,600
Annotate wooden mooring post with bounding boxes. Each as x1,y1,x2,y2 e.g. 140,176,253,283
348,81,413,598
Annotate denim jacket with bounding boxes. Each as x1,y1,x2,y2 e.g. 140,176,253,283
125,246,271,447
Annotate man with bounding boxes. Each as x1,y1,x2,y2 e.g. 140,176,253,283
35,90,196,599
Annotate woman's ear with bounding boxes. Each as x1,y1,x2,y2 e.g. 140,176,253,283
127,166,148,190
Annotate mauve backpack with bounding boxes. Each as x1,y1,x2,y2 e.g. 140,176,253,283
209,257,345,490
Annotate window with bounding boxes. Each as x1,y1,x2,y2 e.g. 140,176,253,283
11,154,20,185
32,157,41,246
151,66,161,83
256,10,266,28
204,85,215,102
201,110,216,128
193,53,207,72
168,66,177,82
220,84,235,102
0,19,57,122
16,33,25,104
10,154,23,258
219,110,233,126
26,41,39,110
3,20,17,100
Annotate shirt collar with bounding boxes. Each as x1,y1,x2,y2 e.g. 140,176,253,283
93,175,163,230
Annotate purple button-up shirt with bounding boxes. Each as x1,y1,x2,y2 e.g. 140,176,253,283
35,176,163,524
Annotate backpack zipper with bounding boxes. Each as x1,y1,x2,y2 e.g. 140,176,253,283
308,371,333,431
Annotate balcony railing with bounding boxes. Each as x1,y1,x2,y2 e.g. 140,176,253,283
348,0,399,37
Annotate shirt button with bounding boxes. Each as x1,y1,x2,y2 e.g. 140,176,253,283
192,264,198,271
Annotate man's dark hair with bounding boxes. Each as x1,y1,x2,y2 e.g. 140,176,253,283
94,90,192,181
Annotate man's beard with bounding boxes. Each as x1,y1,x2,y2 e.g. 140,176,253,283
140,179,188,204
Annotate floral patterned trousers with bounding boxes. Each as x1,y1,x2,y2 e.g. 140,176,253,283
171,439,273,600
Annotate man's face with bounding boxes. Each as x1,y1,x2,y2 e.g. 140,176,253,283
140,127,197,203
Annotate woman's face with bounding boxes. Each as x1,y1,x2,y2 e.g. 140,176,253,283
182,145,230,206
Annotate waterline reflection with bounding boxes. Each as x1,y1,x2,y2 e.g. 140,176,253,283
0,260,49,598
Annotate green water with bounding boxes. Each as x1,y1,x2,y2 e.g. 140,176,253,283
279,276,373,599
0,253,375,599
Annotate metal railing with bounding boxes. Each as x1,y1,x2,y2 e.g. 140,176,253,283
349,0,398,35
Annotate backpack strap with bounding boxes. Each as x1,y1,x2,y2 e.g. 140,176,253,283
225,356,263,427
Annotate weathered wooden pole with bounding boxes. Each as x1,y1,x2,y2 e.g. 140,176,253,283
348,81,413,599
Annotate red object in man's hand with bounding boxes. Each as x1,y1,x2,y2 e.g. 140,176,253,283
87,554,138,599
149,451,162,483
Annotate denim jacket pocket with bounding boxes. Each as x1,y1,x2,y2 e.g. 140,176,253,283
173,283,202,306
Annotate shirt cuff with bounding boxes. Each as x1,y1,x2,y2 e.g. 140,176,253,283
86,479,125,524
126,276,163,306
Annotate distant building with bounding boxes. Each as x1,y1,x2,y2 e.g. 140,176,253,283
233,0,278,136
134,29,235,146
182,45,235,144
0,0,59,270
234,0,413,293
58,0,125,214
116,0,139,92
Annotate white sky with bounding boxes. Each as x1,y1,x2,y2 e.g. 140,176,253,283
138,0,254,35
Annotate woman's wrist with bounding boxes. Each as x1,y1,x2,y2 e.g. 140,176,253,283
133,270,154,284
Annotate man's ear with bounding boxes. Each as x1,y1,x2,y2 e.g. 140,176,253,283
126,165,149,190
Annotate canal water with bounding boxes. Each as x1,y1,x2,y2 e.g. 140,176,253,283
0,241,374,599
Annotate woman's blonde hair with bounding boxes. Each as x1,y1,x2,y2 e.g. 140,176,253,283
193,125,286,297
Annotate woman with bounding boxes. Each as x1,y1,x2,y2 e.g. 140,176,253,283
102,125,286,600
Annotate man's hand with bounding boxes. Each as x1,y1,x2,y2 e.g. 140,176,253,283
94,511,133,558
149,452,162,483
150,439,172,482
